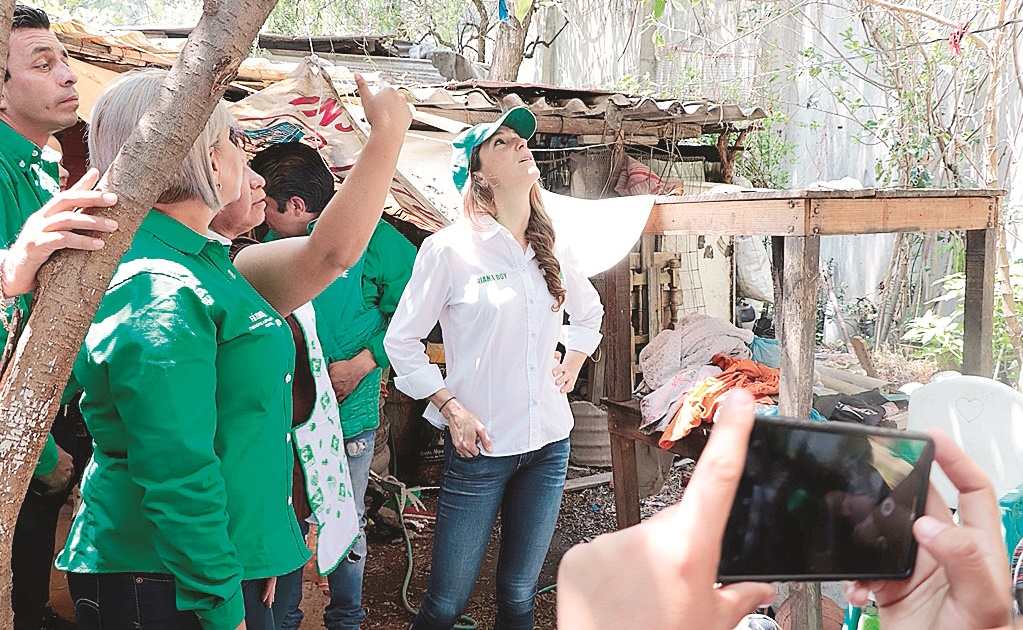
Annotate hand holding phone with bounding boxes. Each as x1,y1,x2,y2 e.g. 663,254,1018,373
846,429,1012,630
557,391,1012,630
718,416,934,582
557,390,775,630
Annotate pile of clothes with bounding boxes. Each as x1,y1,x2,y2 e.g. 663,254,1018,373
637,316,908,450
638,314,781,449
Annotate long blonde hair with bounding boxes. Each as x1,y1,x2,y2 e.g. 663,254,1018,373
465,145,566,311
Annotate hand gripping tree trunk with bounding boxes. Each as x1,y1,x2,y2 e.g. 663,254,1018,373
0,0,277,621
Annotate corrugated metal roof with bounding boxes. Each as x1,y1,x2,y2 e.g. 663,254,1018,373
266,50,448,87
54,18,765,137
400,81,767,136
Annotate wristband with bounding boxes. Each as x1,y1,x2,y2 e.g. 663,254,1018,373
438,396,457,414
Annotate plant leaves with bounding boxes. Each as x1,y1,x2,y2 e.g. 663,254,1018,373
512,0,532,24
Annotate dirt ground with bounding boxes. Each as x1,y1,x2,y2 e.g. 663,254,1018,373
46,462,688,630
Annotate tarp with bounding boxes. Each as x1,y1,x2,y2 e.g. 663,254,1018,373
229,57,456,233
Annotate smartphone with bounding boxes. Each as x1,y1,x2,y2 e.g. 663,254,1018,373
718,415,934,582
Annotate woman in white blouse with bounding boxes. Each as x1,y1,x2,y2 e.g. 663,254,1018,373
385,106,603,629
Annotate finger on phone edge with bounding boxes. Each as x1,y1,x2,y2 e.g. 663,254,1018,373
926,429,1001,530
672,389,755,578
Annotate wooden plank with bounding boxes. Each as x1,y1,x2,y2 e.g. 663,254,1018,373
651,188,1003,203
604,400,710,459
850,336,878,378
873,187,1006,198
609,427,641,528
603,256,633,401
809,197,997,235
643,235,662,340
963,227,996,377
646,199,808,236
789,583,823,630
777,237,819,414
776,235,822,630
564,472,613,492
815,364,892,392
603,256,640,531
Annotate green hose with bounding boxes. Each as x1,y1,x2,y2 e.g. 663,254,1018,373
393,484,556,629
396,486,478,630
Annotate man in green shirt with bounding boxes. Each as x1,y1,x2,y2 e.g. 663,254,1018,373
251,141,416,629
1,6,118,629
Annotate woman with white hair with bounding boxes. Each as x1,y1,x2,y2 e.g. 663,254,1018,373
55,69,411,630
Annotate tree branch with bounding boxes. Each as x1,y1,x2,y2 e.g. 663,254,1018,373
523,13,569,59
859,0,991,54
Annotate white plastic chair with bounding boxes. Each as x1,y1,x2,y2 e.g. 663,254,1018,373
907,373,1023,510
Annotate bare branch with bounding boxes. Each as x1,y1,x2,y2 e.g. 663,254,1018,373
859,0,991,54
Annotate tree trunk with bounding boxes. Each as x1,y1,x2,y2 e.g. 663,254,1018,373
983,0,1023,384
0,0,14,102
0,0,277,621
489,6,534,82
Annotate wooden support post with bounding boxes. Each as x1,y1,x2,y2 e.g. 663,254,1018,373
604,256,633,401
608,407,641,529
777,235,823,630
963,228,995,377
604,256,641,529
851,336,878,378
642,235,662,339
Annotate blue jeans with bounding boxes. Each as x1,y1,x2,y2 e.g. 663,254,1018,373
68,572,201,630
412,434,570,630
69,572,279,629
242,578,277,630
281,429,375,630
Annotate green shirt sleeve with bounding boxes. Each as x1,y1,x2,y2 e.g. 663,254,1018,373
33,435,58,477
105,274,244,629
361,222,417,369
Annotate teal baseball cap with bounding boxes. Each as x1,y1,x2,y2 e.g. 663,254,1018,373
451,106,537,195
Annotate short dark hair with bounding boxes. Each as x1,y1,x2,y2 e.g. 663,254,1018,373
250,142,334,215
13,4,50,31
6,5,52,81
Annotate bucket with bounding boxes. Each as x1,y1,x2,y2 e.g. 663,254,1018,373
569,401,611,466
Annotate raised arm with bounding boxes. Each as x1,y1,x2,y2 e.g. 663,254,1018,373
233,73,413,317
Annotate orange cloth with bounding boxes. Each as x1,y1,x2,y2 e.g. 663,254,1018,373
658,354,779,449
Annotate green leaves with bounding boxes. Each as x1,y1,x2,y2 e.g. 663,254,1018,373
511,0,533,24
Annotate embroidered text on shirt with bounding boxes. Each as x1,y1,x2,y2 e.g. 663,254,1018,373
476,272,508,285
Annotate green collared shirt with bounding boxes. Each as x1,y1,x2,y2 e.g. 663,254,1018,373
57,210,310,630
0,121,62,475
307,219,415,437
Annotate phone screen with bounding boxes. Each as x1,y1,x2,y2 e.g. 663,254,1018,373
718,416,934,582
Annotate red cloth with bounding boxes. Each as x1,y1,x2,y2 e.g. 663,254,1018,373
658,354,778,449
614,156,681,196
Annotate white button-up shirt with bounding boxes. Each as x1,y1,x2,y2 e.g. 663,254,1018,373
384,215,603,457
